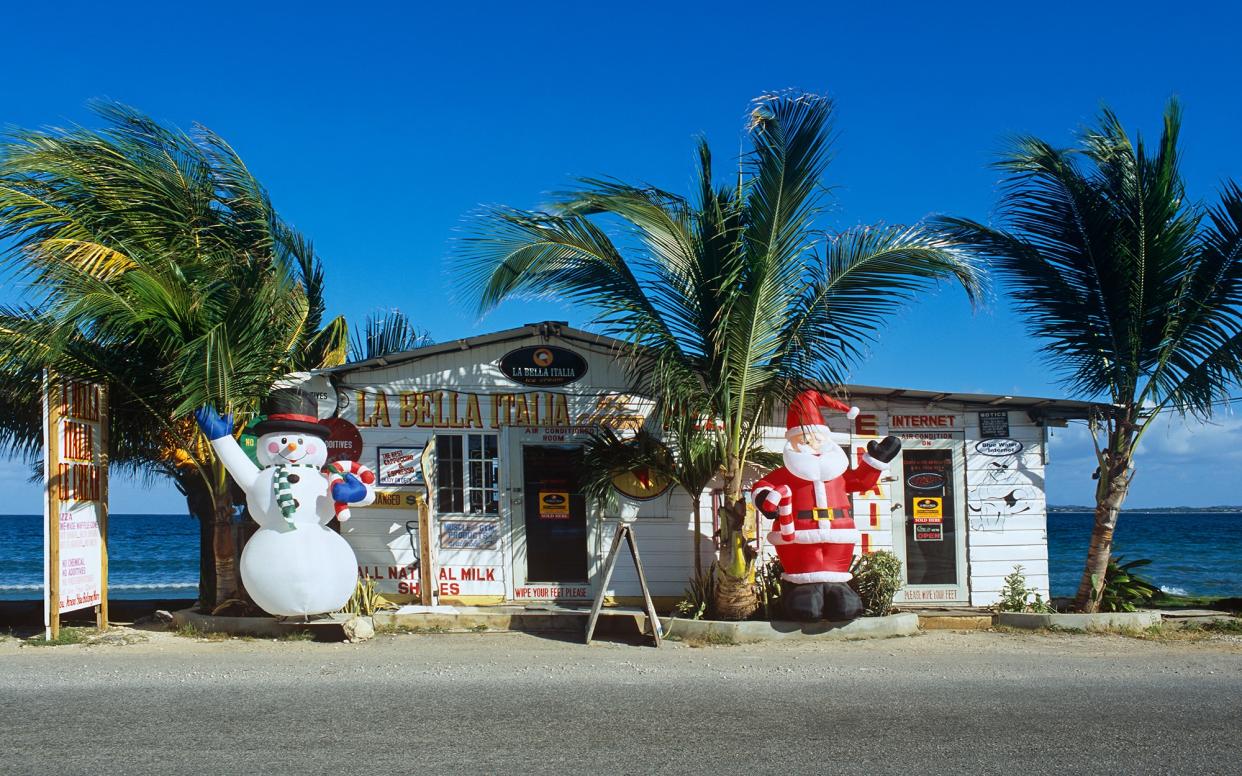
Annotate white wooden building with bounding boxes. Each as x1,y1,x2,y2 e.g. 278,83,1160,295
308,321,1096,609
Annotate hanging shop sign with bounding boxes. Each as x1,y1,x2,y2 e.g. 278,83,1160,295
498,346,588,387
377,446,426,486
322,417,364,463
914,523,944,542
975,438,1024,457
440,520,500,549
609,438,673,501
978,410,1010,439
538,491,571,519
611,466,673,501
43,371,109,639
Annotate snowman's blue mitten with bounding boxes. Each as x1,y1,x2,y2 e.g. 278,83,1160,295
332,473,367,503
194,406,234,441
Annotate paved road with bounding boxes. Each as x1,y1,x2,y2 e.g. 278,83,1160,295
2,629,1239,775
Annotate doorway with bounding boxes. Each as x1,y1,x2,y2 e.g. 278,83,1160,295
521,445,588,583
891,441,970,603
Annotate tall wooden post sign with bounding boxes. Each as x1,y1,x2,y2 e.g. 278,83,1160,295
43,370,109,639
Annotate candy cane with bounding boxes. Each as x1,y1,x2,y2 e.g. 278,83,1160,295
323,460,375,522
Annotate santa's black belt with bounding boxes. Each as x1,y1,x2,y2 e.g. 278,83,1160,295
796,509,840,520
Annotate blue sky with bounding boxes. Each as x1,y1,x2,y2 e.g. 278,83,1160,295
2,0,1240,511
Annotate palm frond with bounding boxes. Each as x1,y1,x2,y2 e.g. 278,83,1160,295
349,309,433,362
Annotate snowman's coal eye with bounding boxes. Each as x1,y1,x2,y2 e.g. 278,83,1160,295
281,437,287,444
297,437,304,445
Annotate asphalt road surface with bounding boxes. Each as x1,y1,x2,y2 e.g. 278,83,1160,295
2,629,1239,775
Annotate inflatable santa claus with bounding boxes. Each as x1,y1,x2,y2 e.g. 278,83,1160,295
753,390,901,621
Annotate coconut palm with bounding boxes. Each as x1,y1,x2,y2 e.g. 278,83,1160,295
935,99,1242,612
349,308,434,362
0,102,348,607
460,92,983,619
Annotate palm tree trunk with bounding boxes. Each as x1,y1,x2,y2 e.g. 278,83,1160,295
179,469,217,609
211,483,239,606
712,463,759,621
180,464,242,609
692,497,703,578
1073,426,1135,612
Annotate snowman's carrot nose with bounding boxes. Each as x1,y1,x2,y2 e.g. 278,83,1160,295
286,441,299,452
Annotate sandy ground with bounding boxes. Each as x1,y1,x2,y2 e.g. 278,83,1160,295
2,626,1241,775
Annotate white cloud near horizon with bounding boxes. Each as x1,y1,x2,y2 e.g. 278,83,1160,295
1046,409,1242,508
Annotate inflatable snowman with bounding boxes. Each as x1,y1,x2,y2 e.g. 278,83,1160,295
195,389,374,617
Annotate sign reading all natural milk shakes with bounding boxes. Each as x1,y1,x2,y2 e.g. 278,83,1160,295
43,370,110,639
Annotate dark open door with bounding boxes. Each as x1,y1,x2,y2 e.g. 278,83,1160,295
522,445,588,582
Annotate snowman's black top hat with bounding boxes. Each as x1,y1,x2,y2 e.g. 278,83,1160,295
252,388,329,439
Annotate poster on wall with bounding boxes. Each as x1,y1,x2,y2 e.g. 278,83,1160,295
43,371,109,637
978,410,1010,439
440,520,500,549
378,446,426,486
538,491,570,519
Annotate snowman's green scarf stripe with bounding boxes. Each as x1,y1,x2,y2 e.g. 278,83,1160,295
263,463,322,530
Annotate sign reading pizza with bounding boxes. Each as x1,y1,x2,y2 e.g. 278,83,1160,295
498,346,588,387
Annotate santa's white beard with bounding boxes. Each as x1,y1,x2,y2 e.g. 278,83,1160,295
782,441,849,484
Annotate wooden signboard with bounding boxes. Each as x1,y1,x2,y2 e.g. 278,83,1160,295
584,524,663,647
43,370,109,639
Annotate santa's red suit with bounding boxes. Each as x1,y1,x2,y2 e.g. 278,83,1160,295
753,391,890,585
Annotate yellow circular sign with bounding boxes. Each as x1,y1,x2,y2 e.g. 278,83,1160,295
611,464,672,501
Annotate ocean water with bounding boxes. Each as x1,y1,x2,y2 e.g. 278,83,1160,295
1,511,1239,600
1048,512,1242,598
1,513,199,601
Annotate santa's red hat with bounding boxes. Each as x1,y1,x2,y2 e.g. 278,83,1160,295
785,390,859,441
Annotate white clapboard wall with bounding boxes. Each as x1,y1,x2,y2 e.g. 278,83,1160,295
963,413,1049,605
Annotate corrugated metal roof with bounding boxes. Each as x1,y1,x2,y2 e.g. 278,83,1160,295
326,320,1110,420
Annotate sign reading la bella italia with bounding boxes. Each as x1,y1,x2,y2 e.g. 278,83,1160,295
353,389,647,431
498,346,587,387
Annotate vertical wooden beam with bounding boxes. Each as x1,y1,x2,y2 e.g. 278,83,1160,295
418,497,434,606
97,382,109,631
44,370,61,641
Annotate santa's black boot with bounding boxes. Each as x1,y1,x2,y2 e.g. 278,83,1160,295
782,581,824,621
822,582,864,621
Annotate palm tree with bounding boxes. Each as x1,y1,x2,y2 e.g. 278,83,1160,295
935,99,1242,612
459,92,983,619
0,102,348,608
349,308,433,362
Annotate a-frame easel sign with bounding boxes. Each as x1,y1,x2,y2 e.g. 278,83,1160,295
584,523,663,647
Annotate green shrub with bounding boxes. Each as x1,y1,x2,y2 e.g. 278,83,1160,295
339,576,398,617
849,551,904,616
674,567,716,620
1095,556,1160,612
997,565,1054,613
